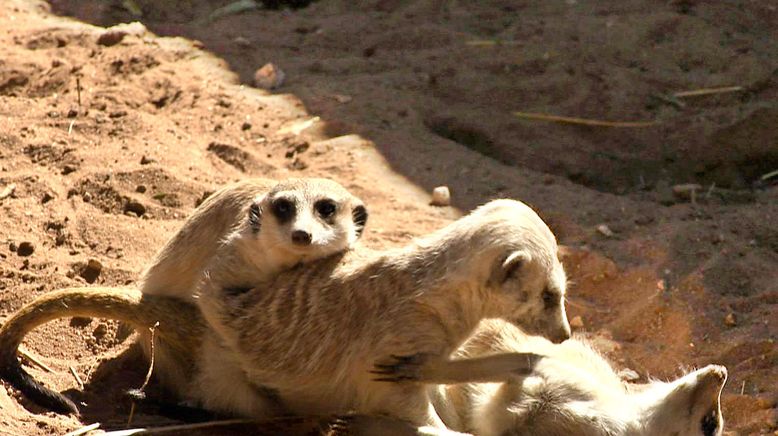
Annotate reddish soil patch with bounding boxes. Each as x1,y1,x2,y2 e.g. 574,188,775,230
0,0,776,434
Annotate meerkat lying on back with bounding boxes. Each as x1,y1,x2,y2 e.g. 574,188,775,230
429,319,727,436
139,178,368,301
196,199,571,428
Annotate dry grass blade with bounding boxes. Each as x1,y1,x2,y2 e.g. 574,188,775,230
17,346,54,373
513,111,656,128
673,86,743,98
127,322,159,427
69,366,84,389
63,422,100,436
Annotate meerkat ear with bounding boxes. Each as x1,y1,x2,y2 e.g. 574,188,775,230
352,204,368,237
249,202,262,233
489,251,530,287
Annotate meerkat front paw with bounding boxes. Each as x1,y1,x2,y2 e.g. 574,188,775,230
371,353,432,382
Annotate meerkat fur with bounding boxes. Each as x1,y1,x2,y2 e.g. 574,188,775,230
140,178,368,302
196,198,570,430
430,319,727,436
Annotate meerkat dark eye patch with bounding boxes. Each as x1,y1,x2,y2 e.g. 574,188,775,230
248,203,262,233
542,289,559,309
271,198,296,223
352,205,368,237
314,199,338,220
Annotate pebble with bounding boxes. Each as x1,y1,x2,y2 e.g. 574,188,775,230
17,242,34,257
140,155,155,165
80,259,103,284
41,192,54,204
97,30,127,47
724,313,737,327
430,186,451,206
596,224,615,237
569,315,584,329
233,36,251,48
61,164,77,175
253,63,285,90
136,185,147,193
124,200,146,216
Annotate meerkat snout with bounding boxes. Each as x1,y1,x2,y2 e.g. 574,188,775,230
291,230,312,246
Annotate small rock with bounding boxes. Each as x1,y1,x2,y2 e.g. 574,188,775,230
672,183,702,202
124,200,146,216
287,157,308,171
569,315,584,329
618,368,640,382
41,192,54,204
0,183,16,201
596,224,615,237
17,242,34,257
61,164,77,175
140,155,155,165
97,30,127,47
82,192,92,203
241,121,252,131
233,36,251,48
724,313,737,327
430,186,451,207
69,317,92,327
136,184,147,193
80,259,102,284
9,242,17,252
253,63,285,90
92,323,108,339
66,108,78,118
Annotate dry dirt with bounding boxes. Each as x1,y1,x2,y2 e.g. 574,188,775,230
0,0,776,434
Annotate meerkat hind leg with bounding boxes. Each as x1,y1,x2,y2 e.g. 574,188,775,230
372,352,543,385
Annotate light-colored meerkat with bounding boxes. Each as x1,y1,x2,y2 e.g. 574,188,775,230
139,177,368,301
428,319,727,436
195,198,571,430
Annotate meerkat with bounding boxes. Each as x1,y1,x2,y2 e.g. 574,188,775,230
0,199,567,428
0,176,368,414
195,198,571,429
139,177,368,301
428,319,727,436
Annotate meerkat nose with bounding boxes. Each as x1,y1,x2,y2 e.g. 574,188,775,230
292,230,312,246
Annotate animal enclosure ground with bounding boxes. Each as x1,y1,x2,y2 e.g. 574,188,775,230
0,0,776,434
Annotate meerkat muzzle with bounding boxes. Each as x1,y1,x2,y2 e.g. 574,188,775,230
291,230,313,245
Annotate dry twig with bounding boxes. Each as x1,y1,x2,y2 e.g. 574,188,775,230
69,365,84,389
513,111,656,128
64,422,100,436
17,346,54,373
127,322,159,427
673,86,743,98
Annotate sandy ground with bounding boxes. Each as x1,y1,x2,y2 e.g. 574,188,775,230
0,0,776,434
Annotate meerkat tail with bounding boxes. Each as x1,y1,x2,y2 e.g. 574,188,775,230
0,287,201,415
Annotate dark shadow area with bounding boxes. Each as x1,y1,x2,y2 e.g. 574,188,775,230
48,0,778,201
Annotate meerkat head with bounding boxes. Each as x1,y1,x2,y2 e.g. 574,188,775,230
638,365,727,436
246,178,368,260
473,200,571,344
